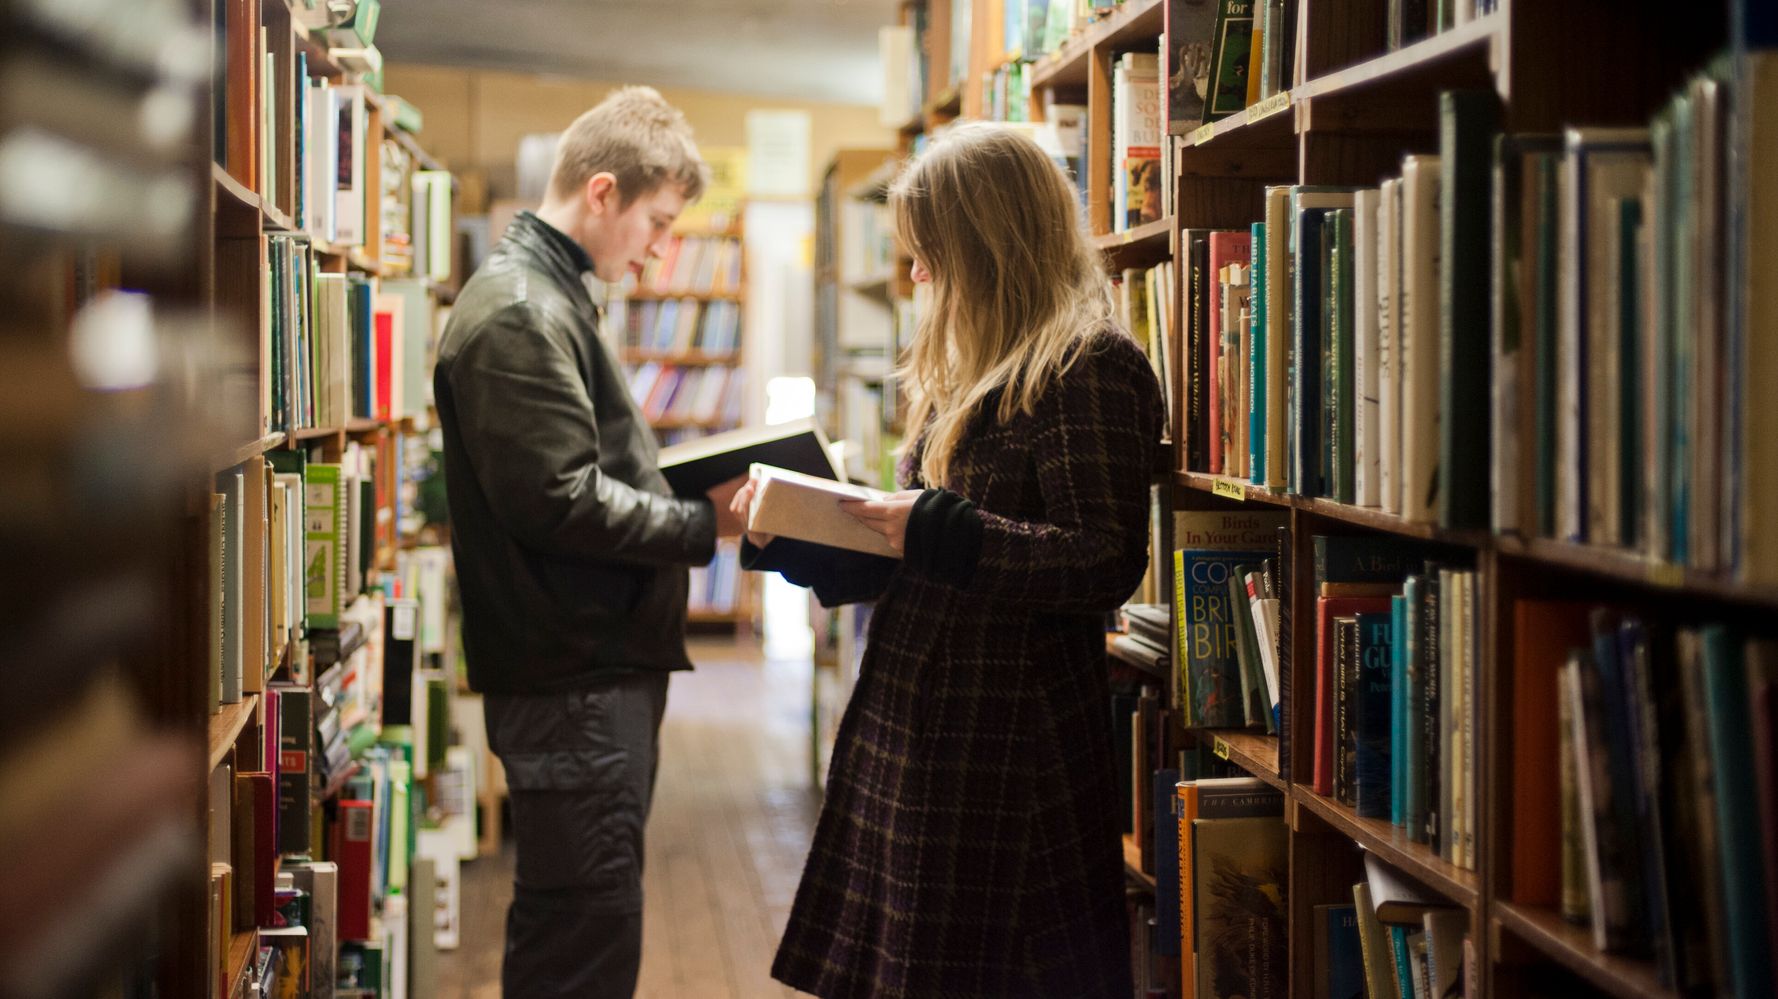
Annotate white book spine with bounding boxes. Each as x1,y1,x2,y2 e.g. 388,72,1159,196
1557,151,1582,542
1379,178,1400,514
1401,157,1442,525
1354,188,1381,507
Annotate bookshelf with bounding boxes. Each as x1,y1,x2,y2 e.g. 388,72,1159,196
616,217,756,630
872,1,1776,997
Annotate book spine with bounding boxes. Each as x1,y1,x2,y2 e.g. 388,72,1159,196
1400,156,1442,524
1437,90,1500,530
1251,222,1268,484
1357,612,1395,819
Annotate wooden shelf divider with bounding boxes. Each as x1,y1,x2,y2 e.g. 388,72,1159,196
1121,834,1156,891
207,694,258,772
1493,901,1681,999
1293,787,1480,912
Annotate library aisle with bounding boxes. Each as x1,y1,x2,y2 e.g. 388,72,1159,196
440,641,818,999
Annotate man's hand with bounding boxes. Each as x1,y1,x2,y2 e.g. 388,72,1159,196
840,490,923,555
728,475,775,549
706,474,748,538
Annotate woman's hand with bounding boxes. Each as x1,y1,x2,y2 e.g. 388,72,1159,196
840,490,923,555
729,475,775,549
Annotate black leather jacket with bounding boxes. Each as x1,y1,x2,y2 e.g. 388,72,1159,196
434,211,716,693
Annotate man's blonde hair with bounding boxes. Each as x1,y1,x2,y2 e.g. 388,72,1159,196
548,86,708,206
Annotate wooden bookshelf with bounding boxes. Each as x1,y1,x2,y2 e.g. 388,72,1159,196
212,161,259,213
1293,787,1480,911
1492,902,1681,999
1028,0,1164,91
1201,730,1284,792
211,432,287,473
626,289,742,303
1121,834,1156,891
620,349,739,367
1095,215,1173,270
207,695,259,772
226,929,259,999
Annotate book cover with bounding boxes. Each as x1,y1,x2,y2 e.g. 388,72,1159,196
1263,187,1292,490
1202,0,1256,123
1227,565,1270,728
1491,135,1562,537
1379,177,1401,515
1751,640,1778,971
1437,90,1500,530
1702,627,1776,997
1250,221,1268,485
1422,909,1466,999
1353,189,1381,508
1564,646,1633,952
1207,231,1252,475
659,417,838,496
271,682,312,855
1173,511,1288,726
1290,189,1359,496
1352,882,1398,999
285,860,339,999
1362,850,1457,927
1193,814,1286,998
1154,769,1184,957
303,463,346,630
747,464,896,558
1390,595,1409,828
1166,0,1223,132
1186,230,1215,471
1313,903,1364,999
335,797,375,942
1355,611,1394,819
1333,615,1360,806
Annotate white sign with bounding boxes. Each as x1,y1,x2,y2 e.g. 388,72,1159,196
745,109,812,198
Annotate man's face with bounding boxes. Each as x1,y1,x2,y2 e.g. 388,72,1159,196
581,179,688,284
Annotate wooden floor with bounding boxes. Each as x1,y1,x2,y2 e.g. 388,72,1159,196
438,638,822,998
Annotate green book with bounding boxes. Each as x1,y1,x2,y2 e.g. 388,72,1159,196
303,462,347,630
1203,0,1256,123
1616,198,1643,549
1438,89,1501,530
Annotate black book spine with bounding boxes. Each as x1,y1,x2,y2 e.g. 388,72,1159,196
1438,89,1502,530
1188,234,1210,471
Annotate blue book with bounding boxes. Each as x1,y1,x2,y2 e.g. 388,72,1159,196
1355,612,1394,819
1402,575,1427,843
1388,924,1414,999
1390,595,1409,827
1314,903,1364,999
1179,549,1273,728
1250,221,1267,484
1153,769,1182,956
1702,626,1775,999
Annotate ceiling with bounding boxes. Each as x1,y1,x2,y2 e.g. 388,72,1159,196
375,0,897,106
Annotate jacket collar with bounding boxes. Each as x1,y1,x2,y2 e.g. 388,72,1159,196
507,210,596,281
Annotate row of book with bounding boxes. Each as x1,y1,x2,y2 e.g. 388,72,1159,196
1171,511,1290,732
262,236,434,435
1386,0,1499,52
688,541,743,615
629,234,743,296
840,196,895,285
623,298,743,355
1311,543,1482,873
1118,260,1179,426
1111,52,1161,232
1161,0,1293,133
626,363,746,427
1347,853,1474,999
1177,70,1778,585
1512,604,1777,996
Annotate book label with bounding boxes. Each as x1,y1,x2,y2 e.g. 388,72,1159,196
1250,89,1291,121
1214,478,1248,500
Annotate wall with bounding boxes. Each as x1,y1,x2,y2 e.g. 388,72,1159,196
382,63,895,203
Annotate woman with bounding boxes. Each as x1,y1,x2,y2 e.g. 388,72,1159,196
734,122,1162,996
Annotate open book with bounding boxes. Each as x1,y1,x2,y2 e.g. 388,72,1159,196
747,464,901,559
657,417,839,496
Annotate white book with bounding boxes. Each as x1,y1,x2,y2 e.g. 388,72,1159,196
748,464,898,559
333,84,367,247
1354,188,1381,507
306,81,337,242
1400,156,1442,525
1379,177,1401,514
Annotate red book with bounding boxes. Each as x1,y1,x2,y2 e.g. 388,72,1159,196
237,771,278,927
373,308,395,422
1206,231,1251,475
1314,595,1391,796
333,798,375,941
1508,601,1593,907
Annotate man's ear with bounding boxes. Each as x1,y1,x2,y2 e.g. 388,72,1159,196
584,172,620,216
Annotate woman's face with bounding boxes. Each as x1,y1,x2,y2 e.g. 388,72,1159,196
910,258,932,285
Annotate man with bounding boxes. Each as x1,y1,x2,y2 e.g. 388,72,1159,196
433,86,744,997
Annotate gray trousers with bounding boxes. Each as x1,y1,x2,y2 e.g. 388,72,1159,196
484,672,670,999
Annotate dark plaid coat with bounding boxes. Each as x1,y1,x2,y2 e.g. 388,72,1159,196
753,328,1163,997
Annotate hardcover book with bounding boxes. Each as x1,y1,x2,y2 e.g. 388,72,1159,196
1193,813,1286,998
659,417,838,496
1174,511,1289,726
747,464,897,558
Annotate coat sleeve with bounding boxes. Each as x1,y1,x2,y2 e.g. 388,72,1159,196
920,336,1161,613
447,301,717,566
740,536,900,607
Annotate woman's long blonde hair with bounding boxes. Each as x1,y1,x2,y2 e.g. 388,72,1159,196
892,122,1114,488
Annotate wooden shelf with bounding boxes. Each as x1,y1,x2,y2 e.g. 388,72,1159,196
620,349,739,367
1105,632,1168,683
1199,729,1284,792
650,417,736,431
626,290,742,302
211,162,259,213
1121,834,1156,890
212,432,286,472
1095,215,1173,268
846,274,894,298
1493,902,1680,999
1294,15,1500,105
1029,0,1165,91
207,694,258,772
687,608,750,625
226,928,258,999
346,251,384,276
1173,471,1489,545
1180,89,1297,151
923,87,961,121
1174,471,1292,508
344,417,384,435
1292,787,1480,911
287,424,342,442
1497,535,1778,610
262,203,295,233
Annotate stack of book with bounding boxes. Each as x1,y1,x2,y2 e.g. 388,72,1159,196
633,234,743,296
624,299,743,354
1171,510,1289,733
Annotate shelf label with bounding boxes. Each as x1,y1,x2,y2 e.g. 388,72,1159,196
1250,89,1291,121
1646,562,1685,587
1187,122,1217,147
1212,735,1232,761
1213,478,1246,501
